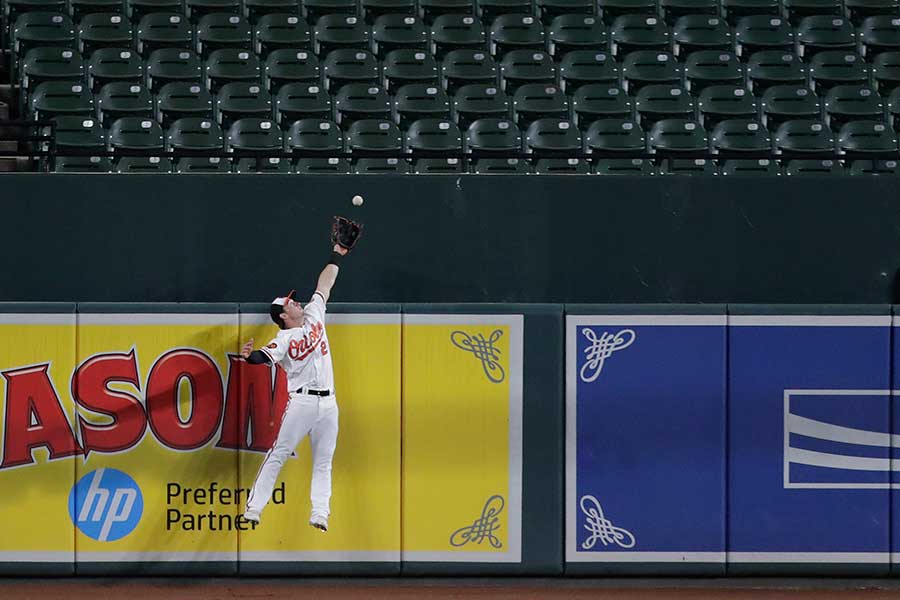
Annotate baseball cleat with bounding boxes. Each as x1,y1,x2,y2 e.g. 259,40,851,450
309,515,328,532
243,509,260,524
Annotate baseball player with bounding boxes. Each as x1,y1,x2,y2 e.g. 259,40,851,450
239,241,350,532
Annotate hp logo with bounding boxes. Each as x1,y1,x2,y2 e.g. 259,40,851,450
68,468,143,542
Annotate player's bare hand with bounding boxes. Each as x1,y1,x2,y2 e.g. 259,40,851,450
333,243,349,256
241,338,254,359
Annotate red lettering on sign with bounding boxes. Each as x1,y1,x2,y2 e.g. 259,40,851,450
218,356,289,452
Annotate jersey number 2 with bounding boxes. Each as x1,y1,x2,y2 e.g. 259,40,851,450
320,341,328,356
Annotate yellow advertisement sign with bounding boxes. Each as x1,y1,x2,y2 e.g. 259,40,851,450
0,313,77,567
402,314,523,563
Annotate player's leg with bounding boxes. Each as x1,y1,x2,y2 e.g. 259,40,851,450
245,397,316,521
308,397,339,531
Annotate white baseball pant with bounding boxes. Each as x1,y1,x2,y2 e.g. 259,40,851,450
246,392,339,519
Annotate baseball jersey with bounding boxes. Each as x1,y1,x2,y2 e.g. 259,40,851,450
260,291,334,393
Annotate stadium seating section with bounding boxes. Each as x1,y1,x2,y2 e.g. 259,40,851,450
4,0,900,172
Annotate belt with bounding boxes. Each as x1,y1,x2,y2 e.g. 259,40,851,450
295,387,332,397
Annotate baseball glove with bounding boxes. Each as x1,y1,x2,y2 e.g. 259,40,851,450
331,216,363,251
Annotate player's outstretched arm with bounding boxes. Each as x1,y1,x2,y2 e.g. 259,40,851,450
315,243,349,303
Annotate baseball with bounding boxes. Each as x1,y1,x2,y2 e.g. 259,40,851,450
352,195,364,206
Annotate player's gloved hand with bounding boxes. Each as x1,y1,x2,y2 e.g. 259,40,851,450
331,216,363,252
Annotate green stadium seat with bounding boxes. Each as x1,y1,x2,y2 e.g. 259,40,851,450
77,14,132,56
13,13,75,56
205,49,261,92
872,52,900,93
860,16,900,58
352,157,411,172
598,0,657,24
648,118,707,154
525,118,582,154
264,50,320,93
405,118,463,153
185,0,240,22
547,14,607,58
584,118,646,153
254,15,311,56
848,159,900,174
471,157,531,173
146,49,202,92
785,158,843,174
115,156,173,172
70,0,123,21
465,117,522,151
136,13,192,57
394,83,450,127
533,157,591,173
157,81,213,125
761,84,821,129
411,157,465,172
511,83,568,128
97,81,153,126
720,158,779,174
823,85,884,130
216,81,273,128
243,0,298,22
721,0,779,24
175,156,230,171
635,84,695,128
87,48,142,91
322,49,380,92
20,48,83,94
301,0,357,24
347,118,403,152
837,120,897,155
294,157,352,172
442,49,498,93
372,14,427,57
683,51,742,93
108,116,165,151
126,0,183,23
234,156,291,171
610,15,670,57
774,119,835,155
845,0,900,23
796,15,856,59
572,83,633,128
735,16,793,59
226,117,283,151
5,0,66,33
499,49,555,93
476,0,532,23
362,0,415,23
672,15,731,58
661,0,718,23
197,14,251,57
888,86,900,129
53,155,111,171
419,0,474,24
50,116,106,151
558,50,618,93
453,83,509,128
314,14,369,55
275,82,333,125
657,157,716,174
430,14,486,58
489,14,546,57
285,118,343,152
537,0,592,24
698,85,758,128
784,0,843,23
593,157,654,173
334,82,391,126
808,51,867,93
710,118,771,154
746,51,806,94
166,116,224,152
30,81,94,119
383,49,439,93
621,50,680,94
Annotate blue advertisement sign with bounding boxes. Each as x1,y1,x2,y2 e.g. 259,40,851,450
566,314,727,566
728,315,890,565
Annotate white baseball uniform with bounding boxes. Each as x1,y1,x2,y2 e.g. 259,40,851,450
246,291,338,522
